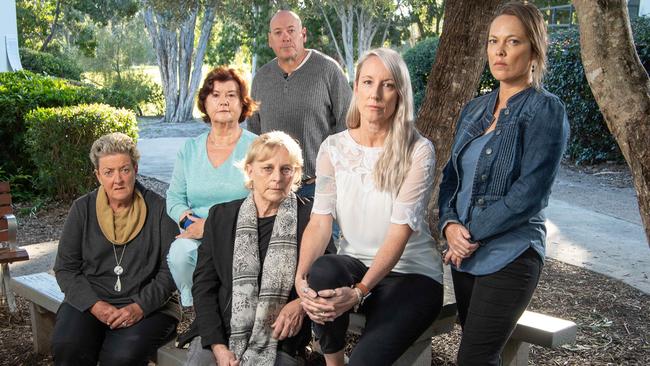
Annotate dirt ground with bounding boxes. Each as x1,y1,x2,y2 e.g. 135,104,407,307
2,165,648,365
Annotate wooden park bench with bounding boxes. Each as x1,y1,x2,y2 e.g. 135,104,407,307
1,181,30,313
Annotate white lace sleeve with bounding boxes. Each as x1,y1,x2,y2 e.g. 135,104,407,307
312,138,337,218
391,139,436,232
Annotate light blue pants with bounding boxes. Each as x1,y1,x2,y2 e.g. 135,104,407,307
167,237,200,306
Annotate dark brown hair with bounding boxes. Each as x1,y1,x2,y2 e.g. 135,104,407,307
197,67,257,123
491,1,548,89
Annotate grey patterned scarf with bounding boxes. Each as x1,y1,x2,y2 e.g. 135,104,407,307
229,192,298,366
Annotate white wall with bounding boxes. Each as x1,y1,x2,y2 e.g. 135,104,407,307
640,0,650,16
0,0,22,72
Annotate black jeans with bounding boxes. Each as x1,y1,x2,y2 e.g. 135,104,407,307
51,302,178,366
308,254,443,366
452,247,543,366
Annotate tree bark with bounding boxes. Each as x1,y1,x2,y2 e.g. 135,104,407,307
143,0,218,123
573,0,650,245
415,0,505,238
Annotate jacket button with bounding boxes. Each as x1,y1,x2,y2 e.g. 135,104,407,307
481,174,488,181
477,198,485,205
485,148,493,155
495,130,501,136
504,109,510,115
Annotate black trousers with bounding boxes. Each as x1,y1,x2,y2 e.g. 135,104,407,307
51,302,178,366
308,254,443,366
452,248,542,366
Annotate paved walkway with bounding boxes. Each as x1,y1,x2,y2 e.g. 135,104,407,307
12,125,650,295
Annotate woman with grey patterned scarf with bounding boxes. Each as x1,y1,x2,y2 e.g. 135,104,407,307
187,131,328,366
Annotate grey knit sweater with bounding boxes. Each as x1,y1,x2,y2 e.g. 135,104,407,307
247,50,352,178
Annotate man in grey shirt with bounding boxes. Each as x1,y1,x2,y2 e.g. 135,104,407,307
247,10,352,198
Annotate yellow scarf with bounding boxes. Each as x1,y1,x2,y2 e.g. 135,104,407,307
96,186,147,245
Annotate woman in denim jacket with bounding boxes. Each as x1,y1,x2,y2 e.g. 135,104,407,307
438,2,569,365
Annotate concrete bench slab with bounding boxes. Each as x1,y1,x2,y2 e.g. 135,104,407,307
10,272,63,354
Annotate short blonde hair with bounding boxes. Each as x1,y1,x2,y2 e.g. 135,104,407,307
491,1,548,89
241,131,304,192
89,132,140,169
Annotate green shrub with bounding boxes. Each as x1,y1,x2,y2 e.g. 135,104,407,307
25,104,138,200
104,73,165,116
20,48,83,81
0,70,145,182
403,37,496,113
0,71,100,176
544,27,619,164
403,37,439,113
544,16,650,164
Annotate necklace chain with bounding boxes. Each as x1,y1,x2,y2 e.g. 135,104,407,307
112,244,126,292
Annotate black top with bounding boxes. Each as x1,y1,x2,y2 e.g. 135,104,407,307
257,215,275,282
192,196,333,351
53,181,181,320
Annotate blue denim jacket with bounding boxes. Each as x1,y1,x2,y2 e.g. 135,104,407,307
438,87,569,274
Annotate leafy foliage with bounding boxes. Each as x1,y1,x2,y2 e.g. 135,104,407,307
402,36,439,112
545,17,650,164
104,73,165,116
0,70,145,183
19,48,83,80
25,104,138,200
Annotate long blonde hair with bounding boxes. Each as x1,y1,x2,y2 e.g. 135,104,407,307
346,48,419,193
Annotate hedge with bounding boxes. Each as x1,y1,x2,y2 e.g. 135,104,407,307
19,48,83,81
25,104,138,200
0,70,140,178
403,36,439,112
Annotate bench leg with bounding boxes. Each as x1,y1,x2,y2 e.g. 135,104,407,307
393,337,432,366
29,302,57,354
0,263,17,313
501,339,530,366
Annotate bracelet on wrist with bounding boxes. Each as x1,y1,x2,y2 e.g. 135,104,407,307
352,287,363,312
353,282,369,296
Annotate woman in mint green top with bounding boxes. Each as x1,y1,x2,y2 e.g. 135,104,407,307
166,67,258,306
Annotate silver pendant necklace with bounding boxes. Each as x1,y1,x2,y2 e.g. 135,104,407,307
112,244,127,292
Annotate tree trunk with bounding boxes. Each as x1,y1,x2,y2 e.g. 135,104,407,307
573,0,650,245
334,3,356,82
356,6,380,61
415,0,505,238
40,0,62,51
143,1,218,123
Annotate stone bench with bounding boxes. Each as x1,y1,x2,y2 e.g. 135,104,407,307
342,308,576,366
156,302,459,366
10,271,179,361
503,310,577,366
10,272,63,354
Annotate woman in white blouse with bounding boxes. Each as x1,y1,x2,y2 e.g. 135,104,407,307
294,48,443,366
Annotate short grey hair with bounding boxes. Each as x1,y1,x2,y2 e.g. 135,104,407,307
89,132,140,169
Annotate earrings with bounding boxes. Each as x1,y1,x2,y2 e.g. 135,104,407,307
532,64,536,73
